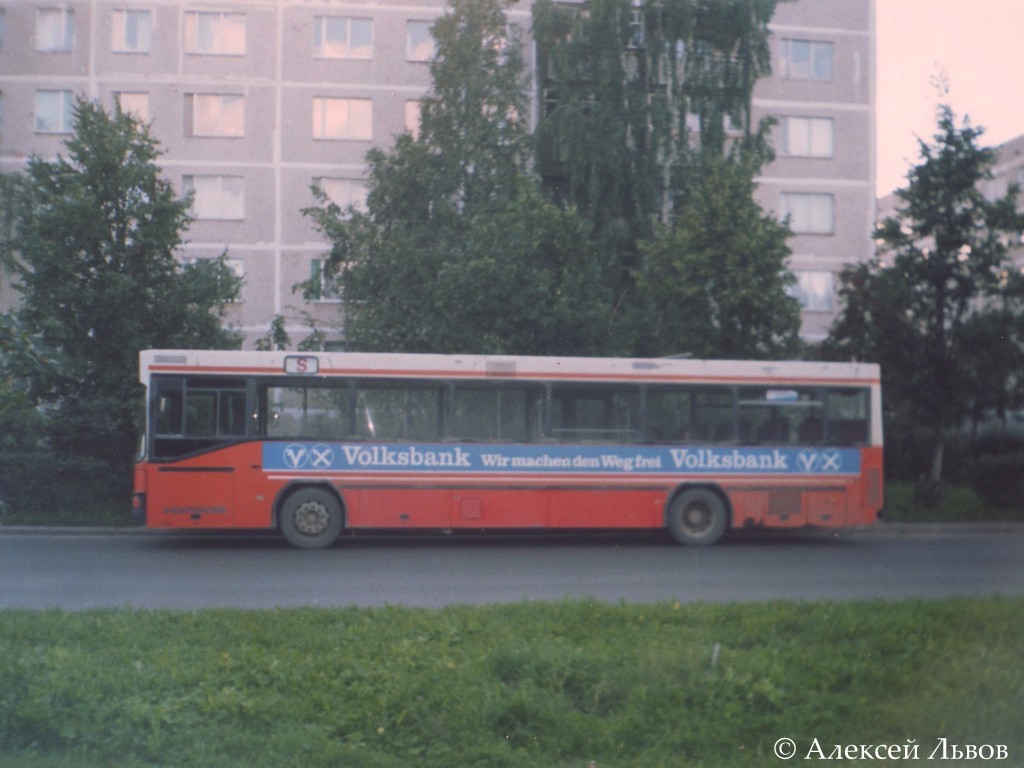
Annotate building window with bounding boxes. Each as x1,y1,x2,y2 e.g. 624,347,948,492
112,8,152,53
309,258,341,302
405,100,422,139
184,11,245,56
0,8,6,51
185,94,245,137
780,39,833,81
789,270,835,312
313,16,372,59
183,175,245,220
780,117,833,158
315,177,367,211
115,92,150,121
36,7,75,52
780,193,834,235
406,20,434,62
34,90,74,133
627,8,644,49
312,97,372,140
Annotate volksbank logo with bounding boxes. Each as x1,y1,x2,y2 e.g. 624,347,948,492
282,444,335,470
797,449,842,473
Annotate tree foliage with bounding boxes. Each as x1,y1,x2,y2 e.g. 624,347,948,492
534,0,775,218
305,0,610,355
637,152,801,358
0,313,50,452
532,0,779,332
4,99,240,470
308,0,795,360
532,0,788,354
825,105,1024,481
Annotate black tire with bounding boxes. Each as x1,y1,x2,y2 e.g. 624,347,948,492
667,488,728,546
278,487,343,549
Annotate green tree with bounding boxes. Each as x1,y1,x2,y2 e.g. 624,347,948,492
305,0,609,355
637,152,801,358
0,173,19,268
6,98,240,473
0,313,50,452
825,105,1024,482
532,0,778,346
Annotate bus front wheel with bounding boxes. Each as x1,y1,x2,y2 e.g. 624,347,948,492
667,488,728,546
279,487,343,549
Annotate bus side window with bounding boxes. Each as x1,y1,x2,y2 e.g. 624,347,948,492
826,389,869,445
219,390,248,436
354,383,443,441
265,384,351,438
151,377,248,458
450,384,541,442
646,388,692,442
738,388,824,445
548,384,642,443
185,391,217,436
154,379,184,436
182,386,248,437
693,390,735,443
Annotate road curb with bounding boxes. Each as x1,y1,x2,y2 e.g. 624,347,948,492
0,522,1022,536
852,521,1024,534
0,526,277,537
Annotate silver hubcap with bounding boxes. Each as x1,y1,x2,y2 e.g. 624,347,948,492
294,500,330,536
682,503,711,534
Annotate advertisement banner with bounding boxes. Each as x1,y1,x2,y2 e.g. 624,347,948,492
263,442,861,476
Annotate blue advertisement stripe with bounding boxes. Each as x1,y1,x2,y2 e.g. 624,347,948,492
262,443,861,476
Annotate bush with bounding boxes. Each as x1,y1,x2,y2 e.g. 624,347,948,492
972,431,1024,457
882,429,973,484
0,452,130,523
913,478,947,508
970,452,1024,512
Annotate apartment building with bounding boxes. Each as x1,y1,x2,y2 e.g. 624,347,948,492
0,0,875,347
984,133,1024,222
754,0,875,341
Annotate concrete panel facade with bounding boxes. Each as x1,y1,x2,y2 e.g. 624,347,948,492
1,0,875,347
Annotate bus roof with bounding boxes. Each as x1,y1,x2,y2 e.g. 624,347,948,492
140,350,880,387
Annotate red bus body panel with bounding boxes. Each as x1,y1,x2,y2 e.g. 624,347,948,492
138,445,883,533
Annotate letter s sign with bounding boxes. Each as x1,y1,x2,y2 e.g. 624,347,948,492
284,355,320,375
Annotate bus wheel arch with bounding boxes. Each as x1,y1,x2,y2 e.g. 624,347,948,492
665,485,730,546
276,483,345,549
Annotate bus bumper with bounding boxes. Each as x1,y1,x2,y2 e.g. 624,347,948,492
132,493,147,527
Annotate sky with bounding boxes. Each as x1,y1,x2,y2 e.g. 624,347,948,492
875,0,1024,197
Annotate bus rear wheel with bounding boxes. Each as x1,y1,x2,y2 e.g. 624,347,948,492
279,487,343,549
667,488,728,546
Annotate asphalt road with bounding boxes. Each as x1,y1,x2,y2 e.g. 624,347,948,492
1,528,1022,610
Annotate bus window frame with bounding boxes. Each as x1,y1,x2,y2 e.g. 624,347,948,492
150,375,255,460
193,375,875,450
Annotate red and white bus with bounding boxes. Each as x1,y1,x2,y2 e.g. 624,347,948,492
133,350,883,548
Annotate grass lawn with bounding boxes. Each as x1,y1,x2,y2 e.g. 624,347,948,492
1,598,1021,767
